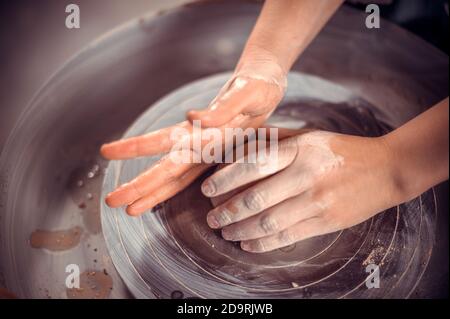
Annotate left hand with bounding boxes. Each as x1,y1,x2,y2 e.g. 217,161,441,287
100,60,285,216
201,131,399,253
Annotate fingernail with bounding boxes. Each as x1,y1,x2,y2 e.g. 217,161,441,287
126,206,140,217
240,242,250,251
221,229,232,241
202,180,216,196
207,214,220,229
105,194,118,207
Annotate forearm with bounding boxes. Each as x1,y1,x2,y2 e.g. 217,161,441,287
238,0,343,73
383,98,449,203
193,1,343,127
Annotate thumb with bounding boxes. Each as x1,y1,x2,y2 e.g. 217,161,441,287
187,77,260,127
187,99,246,127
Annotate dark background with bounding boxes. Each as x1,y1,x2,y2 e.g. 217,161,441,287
0,0,185,149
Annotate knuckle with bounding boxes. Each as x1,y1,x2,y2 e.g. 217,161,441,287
279,136,298,152
216,208,233,226
218,166,240,188
222,224,245,241
211,175,226,192
259,215,279,234
277,229,294,245
309,187,333,216
323,212,345,231
256,153,278,174
243,189,266,211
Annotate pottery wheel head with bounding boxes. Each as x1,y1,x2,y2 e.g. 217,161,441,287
101,72,436,299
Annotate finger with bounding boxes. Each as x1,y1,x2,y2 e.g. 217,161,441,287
222,191,324,241
261,126,314,140
126,164,212,216
187,99,248,128
210,186,241,208
210,181,258,208
209,163,261,208
209,163,244,207
187,78,264,127
105,153,195,208
240,217,330,253
206,167,303,229
201,137,298,197
101,121,191,160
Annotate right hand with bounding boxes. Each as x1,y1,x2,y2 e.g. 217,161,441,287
202,131,396,253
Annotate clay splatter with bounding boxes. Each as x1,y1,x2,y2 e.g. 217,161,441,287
66,270,113,299
363,246,385,266
30,226,83,251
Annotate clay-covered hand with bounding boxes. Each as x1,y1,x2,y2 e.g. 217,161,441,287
202,131,399,253
100,49,287,216
187,47,286,127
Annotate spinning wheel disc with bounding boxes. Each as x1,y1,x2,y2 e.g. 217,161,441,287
101,73,436,298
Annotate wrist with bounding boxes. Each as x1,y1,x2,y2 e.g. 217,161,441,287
236,43,288,91
239,43,288,71
379,134,424,206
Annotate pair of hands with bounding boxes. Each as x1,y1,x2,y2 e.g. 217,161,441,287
101,67,396,253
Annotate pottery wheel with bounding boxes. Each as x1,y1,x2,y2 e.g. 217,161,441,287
101,72,436,299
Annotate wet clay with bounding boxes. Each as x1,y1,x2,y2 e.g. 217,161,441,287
363,246,386,266
66,270,113,299
30,226,83,251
